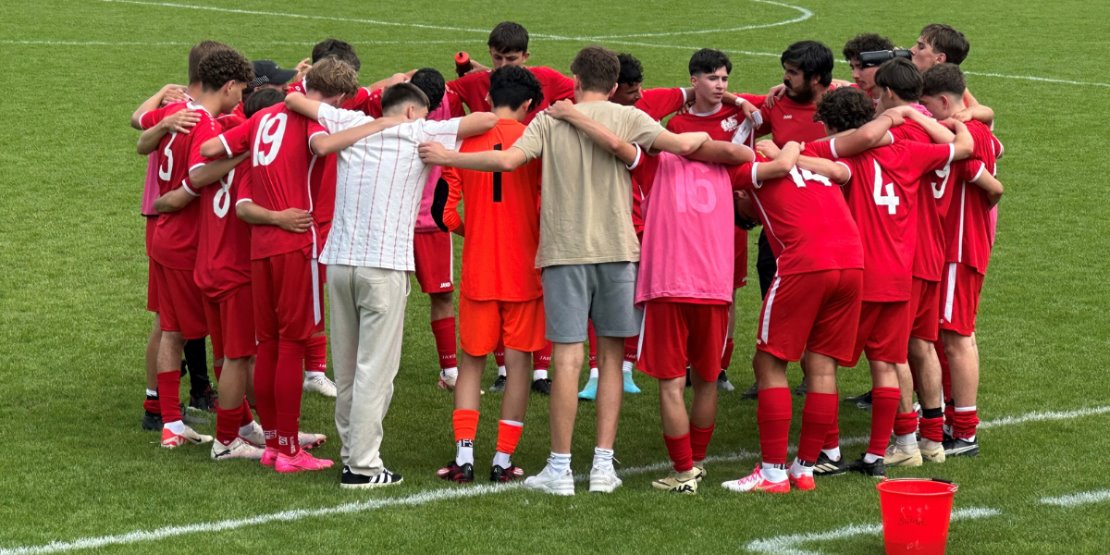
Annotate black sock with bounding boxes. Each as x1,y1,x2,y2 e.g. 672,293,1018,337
183,339,210,396
922,407,944,419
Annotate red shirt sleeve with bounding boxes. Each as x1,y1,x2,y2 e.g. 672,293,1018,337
218,121,253,158
727,162,757,191
536,67,575,103
139,105,169,130
363,88,384,118
907,141,955,174
805,139,835,160
447,72,488,113
187,118,222,170
635,88,685,121
441,166,463,233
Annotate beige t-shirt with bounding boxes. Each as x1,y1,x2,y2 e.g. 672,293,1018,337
512,101,664,267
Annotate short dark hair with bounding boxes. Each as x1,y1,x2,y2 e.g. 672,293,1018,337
617,53,644,85
570,46,620,93
815,87,875,132
874,58,923,101
843,33,894,61
688,48,732,76
197,49,253,92
780,40,834,87
488,21,529,53
381,82,430,114
410,68,446,112
920,24,970,66
489,65,544,111
188,40,231,84
921,63,966,98
244,88,285,118
311,38,360,71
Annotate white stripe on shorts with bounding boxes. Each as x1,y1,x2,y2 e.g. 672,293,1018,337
760,276,781,344
943,263,957,324
636,305,647,360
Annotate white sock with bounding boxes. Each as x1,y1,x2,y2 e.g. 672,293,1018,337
239,422,257,436
789,458,813,477
863,452,882,464
822,447,841,461
548,452,571,473
761,462,788,482
145,388,158,397
455,439,474,466
442,367,458,378
533,369,548,381
589,367,600,379
493,451,512,468
498,365,507,377
305,370,325,379
593,446,615,471
164,420,185,434
621,360,634,374
896,433,917,446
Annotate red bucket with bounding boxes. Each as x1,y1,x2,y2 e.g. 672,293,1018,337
876,478,958,555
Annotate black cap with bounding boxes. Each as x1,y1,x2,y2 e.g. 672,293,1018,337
250,60,298,89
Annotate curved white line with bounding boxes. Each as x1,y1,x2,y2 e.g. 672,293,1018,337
588,0,813,39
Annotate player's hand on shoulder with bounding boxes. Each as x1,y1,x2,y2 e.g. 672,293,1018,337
160,84,189,105
763,84,786,108
418,141,450,165
293,58,312,82
163,109,201,134
545,99,578,120
756,139,781,159
273,208,313,233
879,107,906,127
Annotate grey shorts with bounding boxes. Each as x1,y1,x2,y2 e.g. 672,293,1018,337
541,262,641,343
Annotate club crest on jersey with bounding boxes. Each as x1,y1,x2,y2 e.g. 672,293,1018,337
721,116,739,134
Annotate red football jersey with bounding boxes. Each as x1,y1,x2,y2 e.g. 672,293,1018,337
218,103,327,260
807,138,954,301
729,160,864,276
635,88,685,121
193,130,252,300
892,119,949,282
941,120,1000,274
141,101,206,270
447,66,574,123
755,94,828,146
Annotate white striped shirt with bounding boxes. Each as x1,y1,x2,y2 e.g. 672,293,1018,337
316,103,459,270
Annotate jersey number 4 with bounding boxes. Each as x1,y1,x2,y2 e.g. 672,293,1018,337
871,160,900,215
254,113,288,167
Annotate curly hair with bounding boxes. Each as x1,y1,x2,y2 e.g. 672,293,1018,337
187,40,231,84
815,87,875,132
197,49,253,92
617,53,644,85
843,33,894,62
489,65,544,111
410,68,446,112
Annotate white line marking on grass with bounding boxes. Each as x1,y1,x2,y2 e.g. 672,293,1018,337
744,506,1002,555
960,71,1110,89
3,404,1105,555
0,39,464,47
1039,490,1110,508
588,0,811,39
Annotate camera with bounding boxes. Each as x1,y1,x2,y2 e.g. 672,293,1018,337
858,49,911,68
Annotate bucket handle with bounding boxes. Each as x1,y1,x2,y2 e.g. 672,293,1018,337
931,478,954,484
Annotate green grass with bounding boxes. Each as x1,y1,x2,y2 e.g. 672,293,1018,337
1,1,1108,553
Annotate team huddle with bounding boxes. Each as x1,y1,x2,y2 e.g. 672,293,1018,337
130,20,1003,495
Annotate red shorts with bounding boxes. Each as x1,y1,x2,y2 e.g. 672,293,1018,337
638,301,729,382
458,296,545,355
851,300,912,365
757,269,863,366
252,249,323,343
940,262,984,336
145,218,158,313
733,228,747,289
203,284,256,360
153,262,207,339
413,230,454,294
910,277,941,342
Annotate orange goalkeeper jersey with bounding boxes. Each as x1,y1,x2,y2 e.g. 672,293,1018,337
443,118,543,301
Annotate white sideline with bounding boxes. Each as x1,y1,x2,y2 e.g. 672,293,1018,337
745,507,1002,555
1,404,1106,555
1039,490,1110,508
88,0,1110,89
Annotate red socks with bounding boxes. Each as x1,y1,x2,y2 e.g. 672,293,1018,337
798,392,838,464
664,433,694,472
215,406,240,444
721,338,735,370
431,317,458,370
253,339,278,450
239,398,254,427
144,394,160,415
275,339,306,455
156,371,182,424
757,387,792,465
587,322,598,368
305,333,327,372
823,400,841,450
690,423,715,462
533,342,551,372
495,338,506,368
867,387,901,457
495,420,523,455
453,409,479,443
919,414,945,443
953,407,979,440
894,412,919,437
623,336,638,364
